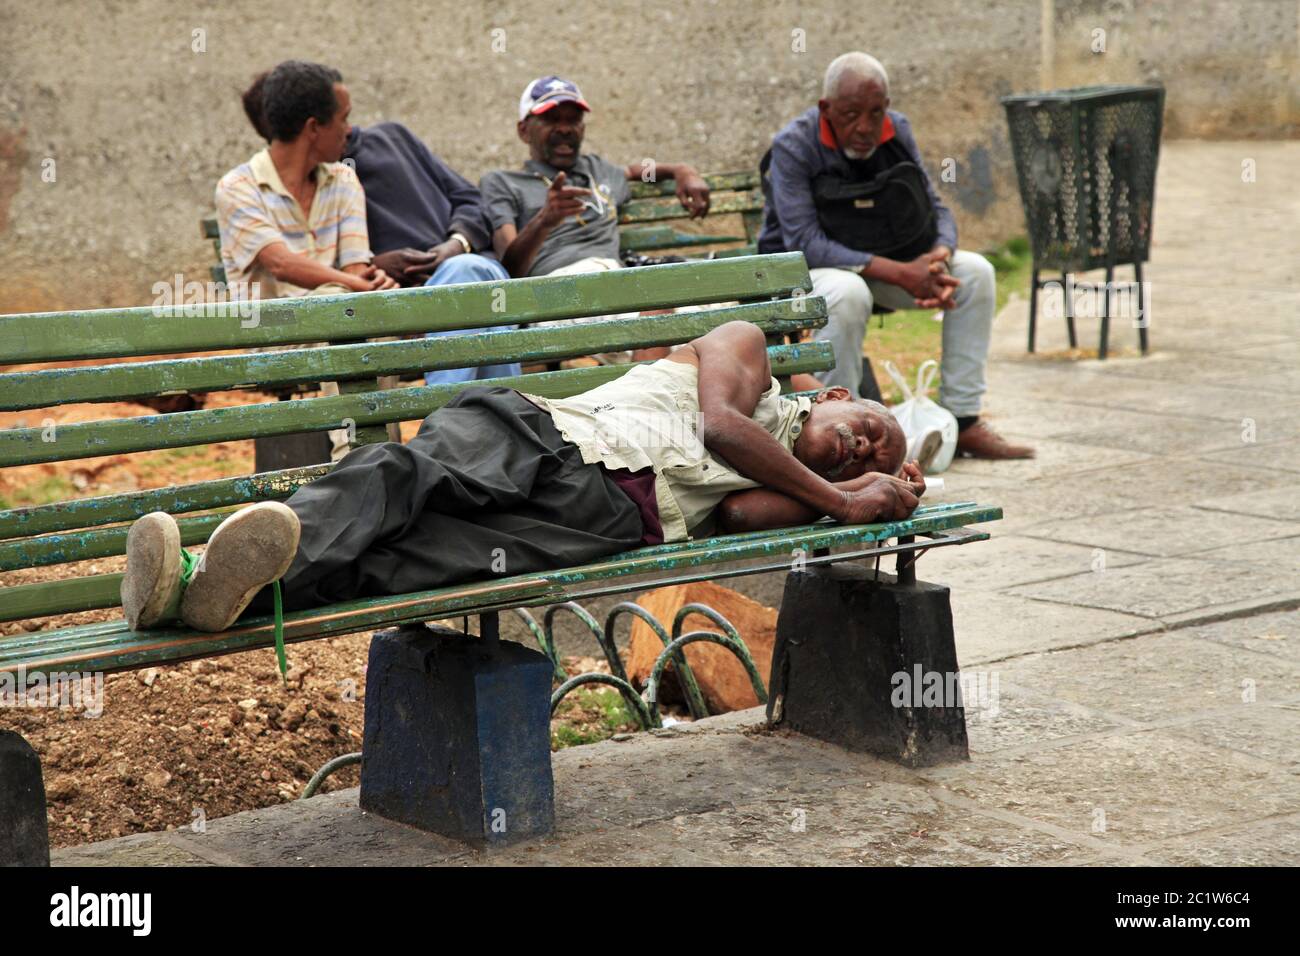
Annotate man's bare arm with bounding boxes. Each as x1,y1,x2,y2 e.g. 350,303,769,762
687,322,848,519
717,462,926,533
496,172,590,277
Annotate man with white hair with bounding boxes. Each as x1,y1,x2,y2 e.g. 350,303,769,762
758,52,1033,459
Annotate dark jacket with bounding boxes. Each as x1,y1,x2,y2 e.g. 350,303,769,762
343,122,492,255
758,106,958,269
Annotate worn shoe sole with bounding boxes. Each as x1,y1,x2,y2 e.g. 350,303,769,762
180,502,300,633
122,512,183,630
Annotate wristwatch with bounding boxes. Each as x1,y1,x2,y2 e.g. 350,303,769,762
448,232,472,255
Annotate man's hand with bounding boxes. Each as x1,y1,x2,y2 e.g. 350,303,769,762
372,248,442,287
878,254,960,309
674,167,711,219
345,264,399,292
832,470,923,525
538,171,591,229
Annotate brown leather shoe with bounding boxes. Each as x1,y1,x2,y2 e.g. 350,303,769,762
956,421,1036,459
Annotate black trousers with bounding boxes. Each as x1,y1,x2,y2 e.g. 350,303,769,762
246,388,644,614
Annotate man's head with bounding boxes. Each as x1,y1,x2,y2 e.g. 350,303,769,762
261,60,351,161
793,388,907,481
818,52,891,160
517,76,591,170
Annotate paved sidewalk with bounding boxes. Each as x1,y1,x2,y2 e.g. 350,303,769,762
53,142,1300,866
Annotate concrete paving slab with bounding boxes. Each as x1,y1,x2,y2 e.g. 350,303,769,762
987,632,1300,724
1192,485,1300,524
1019,505,1298,558
1200,534,1300,577
919,730,1298,845
1164,703,1300,772
936,438,1150,483
1137,813,1300,866
918,533,1145,592
52,834,215,867
1003,556,1295,620
1206,436,1300,474
948,590,1153,664
1179,607,1300,664
963,680,1134,755
484,785,1105,867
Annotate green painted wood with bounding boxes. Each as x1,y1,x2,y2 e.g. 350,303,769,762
619,227,747,252
710,243,761,259
0,342,834,468
1,253,810,363
1,301,825,411
0,575,564,654
0,465,330,542
0,504,1001,661
0,509,235,572
619,189,764,225
210,265,227,284
626,171,759,200
200,217,219,239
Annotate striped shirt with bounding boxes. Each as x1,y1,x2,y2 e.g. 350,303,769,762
214,149,372,299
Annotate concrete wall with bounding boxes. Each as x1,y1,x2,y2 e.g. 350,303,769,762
1,0,1296,313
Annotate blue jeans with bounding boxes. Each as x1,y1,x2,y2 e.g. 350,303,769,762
421,254,520,386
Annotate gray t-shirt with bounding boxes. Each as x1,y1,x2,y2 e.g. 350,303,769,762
480,154,631,277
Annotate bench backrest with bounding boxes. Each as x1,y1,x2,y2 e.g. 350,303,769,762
200,170,764,283
0,253,827,626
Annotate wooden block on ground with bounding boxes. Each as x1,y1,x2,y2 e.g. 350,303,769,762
625,581,776,713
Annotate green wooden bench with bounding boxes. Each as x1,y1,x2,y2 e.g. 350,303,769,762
198,170,764,284
0,252,1000,848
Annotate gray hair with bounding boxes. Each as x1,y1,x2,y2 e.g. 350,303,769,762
822,52,890,99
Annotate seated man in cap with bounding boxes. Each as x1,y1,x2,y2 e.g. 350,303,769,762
120,321,924,634
481,76,712,281
759,51,1034,459
239,70,518,386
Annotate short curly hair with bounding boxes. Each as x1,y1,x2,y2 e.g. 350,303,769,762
261,60,343,143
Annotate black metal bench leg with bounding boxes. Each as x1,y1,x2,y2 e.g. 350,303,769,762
359,622,555,846
0,730,50,866
1064,272,1078,349
1134,260,1149,354
1027,267,1039,353
766,562,969,768
1099,266,1114,359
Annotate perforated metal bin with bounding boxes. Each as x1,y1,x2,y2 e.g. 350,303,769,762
1001,84,1165,357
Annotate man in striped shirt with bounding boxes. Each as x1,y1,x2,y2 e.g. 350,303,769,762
215,60,397,300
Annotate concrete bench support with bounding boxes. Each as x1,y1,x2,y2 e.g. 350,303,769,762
0,730,50,866
359,622,555,846
766,565,970,768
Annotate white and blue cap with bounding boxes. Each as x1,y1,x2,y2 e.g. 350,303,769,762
518,76,591,122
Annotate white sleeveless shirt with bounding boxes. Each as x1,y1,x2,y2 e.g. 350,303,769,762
523,359,811,541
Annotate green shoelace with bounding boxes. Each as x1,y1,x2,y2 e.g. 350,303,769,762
180,549,288,682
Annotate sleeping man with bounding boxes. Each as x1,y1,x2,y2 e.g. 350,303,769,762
121,321,925,633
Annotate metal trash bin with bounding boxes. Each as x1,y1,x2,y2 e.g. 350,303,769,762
1001,84,1164,358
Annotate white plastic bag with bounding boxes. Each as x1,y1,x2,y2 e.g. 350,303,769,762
883,359,958,474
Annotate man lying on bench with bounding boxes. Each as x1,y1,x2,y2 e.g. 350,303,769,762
121,321,925,633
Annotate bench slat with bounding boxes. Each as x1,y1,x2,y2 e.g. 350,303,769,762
0,254,808,363
0,509,235,572
1,301,824,411
0,505,1001,661
618,227,747,252
619,189,764,225
0,342,833,468
0,465,331,542
626,171,759,200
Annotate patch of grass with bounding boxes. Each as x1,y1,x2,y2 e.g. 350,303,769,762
550,686,638,750
864,237,1033,404
6,476,77,508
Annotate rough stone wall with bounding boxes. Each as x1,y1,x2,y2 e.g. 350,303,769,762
0,0,1295,312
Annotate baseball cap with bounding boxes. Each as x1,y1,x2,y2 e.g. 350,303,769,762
518,76,591,121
